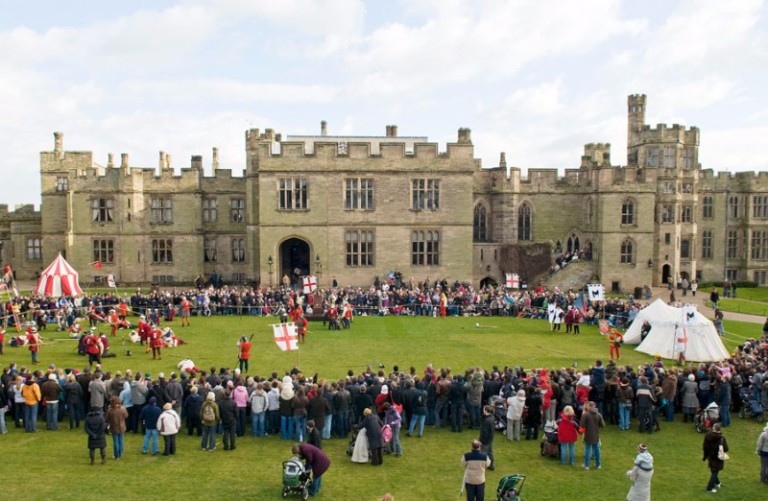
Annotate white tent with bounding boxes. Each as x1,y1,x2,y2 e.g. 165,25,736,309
33,253,84,297
623,299,729,362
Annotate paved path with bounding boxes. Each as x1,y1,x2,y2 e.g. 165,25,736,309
649,286,764,325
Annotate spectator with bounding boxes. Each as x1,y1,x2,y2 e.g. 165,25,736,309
461,439,490,501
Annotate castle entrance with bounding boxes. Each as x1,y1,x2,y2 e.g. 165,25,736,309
279,238,310,288
662,264,672,285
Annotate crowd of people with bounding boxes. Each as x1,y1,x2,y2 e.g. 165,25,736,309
1,279,768,499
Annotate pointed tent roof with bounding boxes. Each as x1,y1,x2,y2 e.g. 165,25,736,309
34,253,84,297
624,299,729,362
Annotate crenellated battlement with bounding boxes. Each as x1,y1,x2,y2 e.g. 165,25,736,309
0,204,40,216
247,123,477,172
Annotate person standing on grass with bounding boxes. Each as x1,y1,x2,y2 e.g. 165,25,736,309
479,405,495,471
363,407,385,466
626,443,654,501
139,396,161,455
237,335,252,373
183,385,204,436
709,287,719,310
219,388,238,451
21,376,41,433
702,423,728,493
580,400,605,470
756,423,768,484
200,391,220,451
506,389,526,441
179,296,191,327
293,442,330,497
40,373,62,430
461,439,491,501
105,396,128,460
557,405,579,465
85,405,107,465
383,402,402,457
157,402,181,456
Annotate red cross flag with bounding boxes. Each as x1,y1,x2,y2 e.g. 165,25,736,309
273,323,299,351
303,275,317,294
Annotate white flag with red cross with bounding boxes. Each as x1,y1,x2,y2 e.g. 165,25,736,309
303,275,317,294
273,323,299,351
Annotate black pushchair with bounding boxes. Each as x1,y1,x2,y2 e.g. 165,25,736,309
492,396,507,432
281,456,311,500
738,387,765,423
539,421,559,458
496,474,526,500
694,402,720,433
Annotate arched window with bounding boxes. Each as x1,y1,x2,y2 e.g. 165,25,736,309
518,202,532,241
473,204,488,242
621,199,635,225
620,239,634,264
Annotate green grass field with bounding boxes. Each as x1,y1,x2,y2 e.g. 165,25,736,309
2,314,766,500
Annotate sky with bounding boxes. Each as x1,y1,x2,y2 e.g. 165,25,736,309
1,0,766,208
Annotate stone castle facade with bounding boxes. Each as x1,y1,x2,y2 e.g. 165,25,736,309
1,95,766,292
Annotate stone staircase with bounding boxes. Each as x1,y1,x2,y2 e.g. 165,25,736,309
538,260,597,291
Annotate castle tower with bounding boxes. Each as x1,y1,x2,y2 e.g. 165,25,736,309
627,94,646,165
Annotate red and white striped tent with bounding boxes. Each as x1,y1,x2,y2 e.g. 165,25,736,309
34,253,84,297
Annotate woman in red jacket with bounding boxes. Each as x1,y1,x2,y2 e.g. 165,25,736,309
557,405,580,465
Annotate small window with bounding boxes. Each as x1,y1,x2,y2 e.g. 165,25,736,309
204,238,217,263
231,238,246,263
92,240,114,264
26,238,42,261
621,199,635,225
518,203,532,241
345,230,375,267
92,198,114,223
620,239,634,264
151,197,173,224
411,179,440,211
56,177,69,192
411,230,440,266
152,239,173,263
203,198,218,223
701,230,713,259
702,196,714,219
231,199,245,223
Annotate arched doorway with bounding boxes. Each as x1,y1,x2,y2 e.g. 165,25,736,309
280,238,310,287
662,264,671,285
480,276,497,288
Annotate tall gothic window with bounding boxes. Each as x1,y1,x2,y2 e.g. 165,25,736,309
518,203,532,241
473,204,488,241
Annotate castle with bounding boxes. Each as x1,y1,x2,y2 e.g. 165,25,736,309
0,95,764,292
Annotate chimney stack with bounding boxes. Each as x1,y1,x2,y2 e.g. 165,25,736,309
107,153,115,168
54,131,64,159
212,147,219,171
499,152,506,169
191,155,203,169
120,153,129,169
321,120,327,136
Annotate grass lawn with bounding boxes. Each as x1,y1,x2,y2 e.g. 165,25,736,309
2,314,766,500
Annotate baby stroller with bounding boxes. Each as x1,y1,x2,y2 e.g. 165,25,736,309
281,456,311,500
539,421,559,458
738,387,765,423
694,402,720,433
492,396,508,432
382,424,394,455
346,424,362,456
496,474,526,500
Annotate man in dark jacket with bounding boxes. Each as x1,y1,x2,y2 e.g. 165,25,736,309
479,404,496,470
139,396,161,455
293,442,330,497
183,385,204,436
219,389,238,450
449,376,467,433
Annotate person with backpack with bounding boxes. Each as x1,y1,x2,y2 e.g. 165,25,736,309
200,392,220,451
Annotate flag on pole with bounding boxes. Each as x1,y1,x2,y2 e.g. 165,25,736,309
273,323,299,351
683,304,697,326
303,275,317,294
586,284,605,302
107,274,116,289
574,291,586,314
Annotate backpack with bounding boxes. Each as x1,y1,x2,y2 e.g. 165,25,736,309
202,402,215,422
